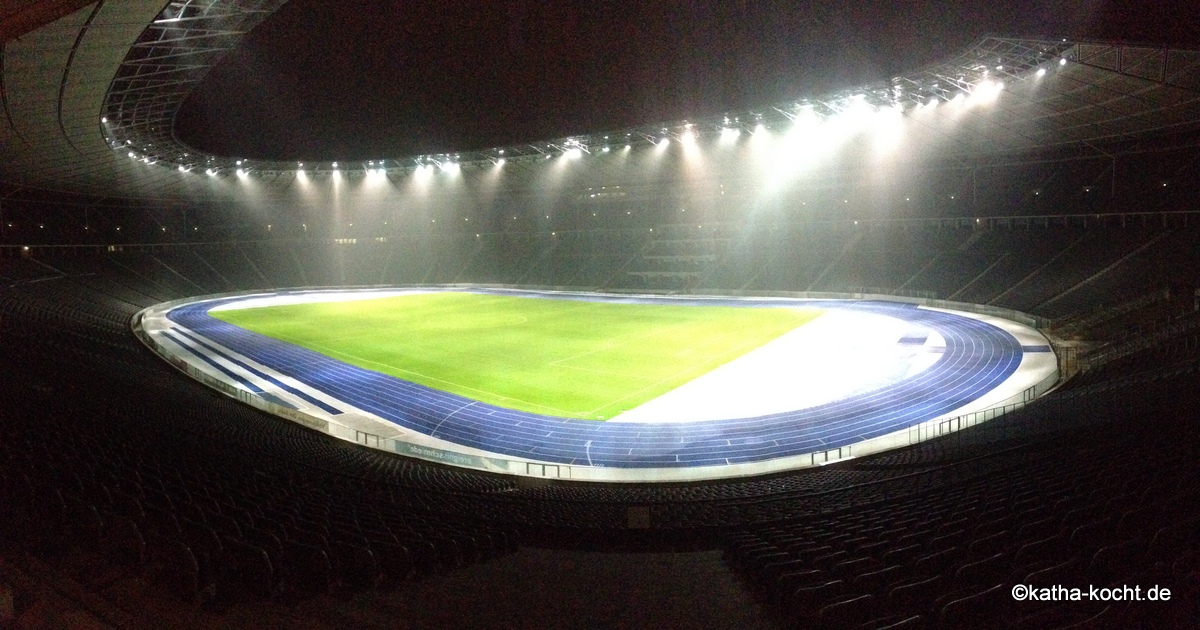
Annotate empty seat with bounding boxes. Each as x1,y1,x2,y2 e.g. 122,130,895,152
103,515,146,569
147,533,203,604
279,541,332,599
221,539,275,601
818,593,876,629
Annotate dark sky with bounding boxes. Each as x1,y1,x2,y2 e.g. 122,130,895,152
174,0,1200,161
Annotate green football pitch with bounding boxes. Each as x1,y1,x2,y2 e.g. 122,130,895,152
211,292,822,419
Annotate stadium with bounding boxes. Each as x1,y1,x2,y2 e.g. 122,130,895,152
1,1,1198,628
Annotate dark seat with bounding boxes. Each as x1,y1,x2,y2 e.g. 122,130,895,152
64,499,105,551
818,593,876,629
370,538,413,587
179,518,223,592
852,564,902,595
937,583,1008,629
221,538,275,601
1086,538,1146,586
887,573,943,616
329,540,379,592
851,614,923,630
103,515,146,570
147,533,203,604
789,579,845,619
279,541,332,599
1012,533,1067,571
954,551,1008,586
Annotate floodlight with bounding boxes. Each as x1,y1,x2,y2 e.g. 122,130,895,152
1059,58,1067,66
101,117,107,123
1036,68,1046,77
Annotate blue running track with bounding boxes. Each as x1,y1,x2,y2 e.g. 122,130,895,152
167,290,1025,468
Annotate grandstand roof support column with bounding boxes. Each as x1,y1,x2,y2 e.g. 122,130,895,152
972,166,978,211
1111,154,1117,202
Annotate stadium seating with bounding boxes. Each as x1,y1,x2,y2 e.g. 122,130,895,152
2,218,1200,627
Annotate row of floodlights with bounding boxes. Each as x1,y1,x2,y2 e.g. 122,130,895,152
107,57,1070,175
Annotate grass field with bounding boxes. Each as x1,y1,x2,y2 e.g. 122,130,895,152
211,292,822,419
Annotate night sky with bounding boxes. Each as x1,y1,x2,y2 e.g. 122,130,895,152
173,0,1200,161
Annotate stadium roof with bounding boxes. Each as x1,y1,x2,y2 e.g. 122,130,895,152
3,0,1200,205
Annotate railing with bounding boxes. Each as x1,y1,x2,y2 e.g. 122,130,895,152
1081,311,1200,371
842,286,938,300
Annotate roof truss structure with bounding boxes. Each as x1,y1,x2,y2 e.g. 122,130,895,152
2,0,1200,203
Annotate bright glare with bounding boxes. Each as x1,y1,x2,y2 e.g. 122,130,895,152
968,80,1004,105
564,148,583,160
719,127,740,144
1036,68,1047,77
871,104,906,155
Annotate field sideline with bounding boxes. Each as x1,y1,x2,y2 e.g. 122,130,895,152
210,292,822,419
